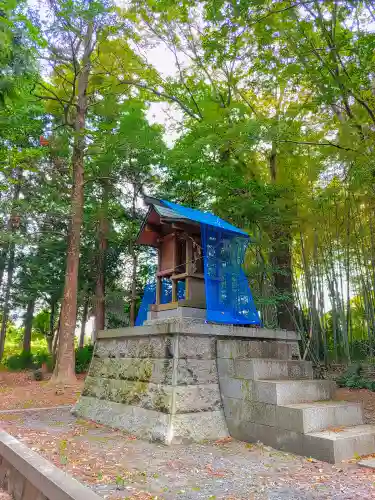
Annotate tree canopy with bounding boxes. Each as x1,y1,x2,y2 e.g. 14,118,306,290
1,0,375,379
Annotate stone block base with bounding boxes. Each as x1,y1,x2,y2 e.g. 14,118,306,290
74,317,375,462
74,318,233,444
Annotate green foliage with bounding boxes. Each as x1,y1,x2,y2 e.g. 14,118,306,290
4,345,52,371
337,365,375,392
75,345,94,374
4,345,93,373
5,350,33,370
3,0,375,372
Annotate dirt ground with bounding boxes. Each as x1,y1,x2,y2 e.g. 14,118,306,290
0,370,84,410
0,408,375,500
2,373,375,499
1,406,375,500
334,387,375,424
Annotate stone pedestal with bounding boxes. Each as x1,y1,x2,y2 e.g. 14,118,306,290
75,311,375,462
73,313,297,444
73,316,227,444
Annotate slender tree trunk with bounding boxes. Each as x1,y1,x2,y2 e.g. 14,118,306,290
0,218,12,290
51,22,93,383
0,243,15,359
129,184,138,327
268,141,295,331
79,297,89,349
51,308,62,362
94,181,109,340
47,335,53,354
130,250,138,326
0,168,21,360
47,300,57,354
22,298,35,354
271,231,295,331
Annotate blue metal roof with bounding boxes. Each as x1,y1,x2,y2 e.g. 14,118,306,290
161,199,248,237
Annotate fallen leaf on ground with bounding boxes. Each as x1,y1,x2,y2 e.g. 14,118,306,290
215,436,232,445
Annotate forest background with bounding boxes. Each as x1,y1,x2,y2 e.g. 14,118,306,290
1,0,374,382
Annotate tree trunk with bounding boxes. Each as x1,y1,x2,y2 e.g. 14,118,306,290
47,335,53,354
22,298,35,354
271,230,295,331
0,243,16,359
94,181,109,340
0,218,12,290
79,298,89,349
130,250,138,326
268,142,295,331
0,168,21,360
51,22,93,384
47,300,57,354
129,183,138,327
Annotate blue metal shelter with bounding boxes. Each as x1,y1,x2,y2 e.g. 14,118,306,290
135,199,261,326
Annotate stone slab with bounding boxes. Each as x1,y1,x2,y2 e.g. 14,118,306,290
234,359,313,381
178,336,216,359
287,360,313,379
358,458,375,469
174,385,223,413
225,419,277,445
0,430,101,500
82,377,173,413
94,336,174,359
218,377,253,399
224,420,375,464
217,358,235,378
171,410,229,444
304,424,375,463
147,307,206,321
177,359,218,385
277,401,363,433
222,398,276,426
254,380,335,405
89,357,173,384
73,397,228,445
217,339,293,360
98,319,298,341
73,396,171,442
235,359,288,380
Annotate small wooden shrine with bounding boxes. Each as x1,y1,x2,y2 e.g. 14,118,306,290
136,196,205,311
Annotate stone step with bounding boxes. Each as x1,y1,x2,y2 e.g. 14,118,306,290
234,359,313,381
217,339,293,360
304,424,375,463
254,379,335,405
277,401,364,433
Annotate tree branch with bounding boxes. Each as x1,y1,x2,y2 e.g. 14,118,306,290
117,80,201,121
278,139,357,152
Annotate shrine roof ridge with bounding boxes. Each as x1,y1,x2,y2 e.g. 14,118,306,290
145,196,248,237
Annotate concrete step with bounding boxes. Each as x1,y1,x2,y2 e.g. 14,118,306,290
217,339,293,360
304,424,375,463
234,359,313,381
254,379,335,405
277,401,364,433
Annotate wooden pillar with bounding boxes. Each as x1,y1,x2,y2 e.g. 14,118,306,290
172,234,178,301
172,279,177,302
156,277,162,305
186,237,193,274
156,245,162,305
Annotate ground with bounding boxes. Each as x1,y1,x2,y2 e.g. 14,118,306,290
0,370,84,409
1,373,375,499
334,387,375,424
